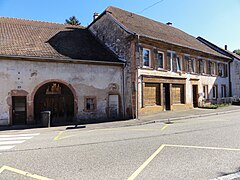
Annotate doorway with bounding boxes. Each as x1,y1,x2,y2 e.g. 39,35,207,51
163,84,171,111
192,85,198,107
34,82,74,125
12,96,27,125
108,95,119,119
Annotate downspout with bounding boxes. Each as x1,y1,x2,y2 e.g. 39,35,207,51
229,59,233,97
135,34,140,120
122,61,127,118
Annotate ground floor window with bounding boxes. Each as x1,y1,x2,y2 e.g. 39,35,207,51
203,85,208,99
172,84,184,104
221,85,226,98
84,96,96,112
143,83,160,106
212,85,218,99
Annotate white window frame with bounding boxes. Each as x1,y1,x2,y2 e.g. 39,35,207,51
142,48,151,68
191,58,196,73
157,51,164,69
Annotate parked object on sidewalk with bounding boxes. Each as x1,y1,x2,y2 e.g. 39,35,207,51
41,111,51,127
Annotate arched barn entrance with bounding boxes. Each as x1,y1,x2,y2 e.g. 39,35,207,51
34,82,74,125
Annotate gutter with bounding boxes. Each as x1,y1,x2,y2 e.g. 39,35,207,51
0,55,124,66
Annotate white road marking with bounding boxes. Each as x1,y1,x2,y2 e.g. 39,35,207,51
0,140,25,145
0,146,15,150
0,136,33,141
0,133,40,138
211,172,240,180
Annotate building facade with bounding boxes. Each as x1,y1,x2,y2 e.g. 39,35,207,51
89,6,231,117
0,18,125,126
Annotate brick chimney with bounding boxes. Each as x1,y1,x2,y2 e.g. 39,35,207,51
224,45,228,50
166,22,172,26
93,12,99,21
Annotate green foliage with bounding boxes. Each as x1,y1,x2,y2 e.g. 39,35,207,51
233,49,240,55
65,16,81,26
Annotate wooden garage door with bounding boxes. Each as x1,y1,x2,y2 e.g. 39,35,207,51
172,84,184,104
143,83,160,106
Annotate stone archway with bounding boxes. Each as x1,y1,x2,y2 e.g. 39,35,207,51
31,80,78,125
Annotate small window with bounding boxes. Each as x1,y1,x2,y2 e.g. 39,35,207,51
84,96,96,112
203,85,208,99
143,48,151,67
190,58,196,73
212,85,217,99
157,52,164,69
184,55,190,73
221,85,226,98
199,59,206,74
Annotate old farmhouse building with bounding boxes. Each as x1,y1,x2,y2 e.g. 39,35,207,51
89,6,231,118
0,17,126,126
0,6,234,126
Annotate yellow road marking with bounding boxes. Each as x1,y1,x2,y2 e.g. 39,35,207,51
53,131,64,140
0,165,53,180
160,124,168,131
128,144,240,180
128,144,166,180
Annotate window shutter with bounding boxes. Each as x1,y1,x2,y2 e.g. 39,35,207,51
172,53,177,72
199,59,203,74
167,52,171,71
153,49,158,69
184,56,189,73
139,46,143,68
225,64,228,77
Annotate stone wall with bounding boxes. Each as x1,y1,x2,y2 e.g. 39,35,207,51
0,59,123,125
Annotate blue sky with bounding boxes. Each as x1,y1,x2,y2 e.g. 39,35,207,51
0,0,239,51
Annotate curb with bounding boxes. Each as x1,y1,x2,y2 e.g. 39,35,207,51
139,109,240,125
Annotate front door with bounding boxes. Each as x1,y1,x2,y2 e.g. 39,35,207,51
108,95,119,119
192,85,198,107
12,96,27,125
163,84,171,111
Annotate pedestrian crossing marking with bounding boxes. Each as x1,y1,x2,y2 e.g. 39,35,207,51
0,133,39,153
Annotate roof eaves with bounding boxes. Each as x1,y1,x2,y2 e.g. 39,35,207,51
197,36,237,61
0,54,124,65
140,35,231,60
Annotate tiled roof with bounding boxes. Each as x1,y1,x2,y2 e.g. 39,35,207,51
106,6,230,59
0,17,120,63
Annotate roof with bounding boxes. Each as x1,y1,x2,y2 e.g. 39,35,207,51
0,17,120,63
197,36,240,61
105,6,230,59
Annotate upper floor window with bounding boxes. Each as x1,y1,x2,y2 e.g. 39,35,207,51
185,55,196,73
218,63,227,77
199,59,206,74
143,48,151,68
208,61,216,75
157,51,164,69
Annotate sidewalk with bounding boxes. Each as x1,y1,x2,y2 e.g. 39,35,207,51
1,105,239,131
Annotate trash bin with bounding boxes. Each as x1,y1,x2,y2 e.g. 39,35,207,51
41,111,51,127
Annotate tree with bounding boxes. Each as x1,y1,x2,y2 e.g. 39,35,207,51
233,49,240,55
65,16,81,26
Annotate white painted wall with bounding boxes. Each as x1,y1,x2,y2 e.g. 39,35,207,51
0,59,123,125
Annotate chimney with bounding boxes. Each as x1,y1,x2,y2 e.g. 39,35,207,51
93,12,99,21
166,22,172,26
224,45,228,50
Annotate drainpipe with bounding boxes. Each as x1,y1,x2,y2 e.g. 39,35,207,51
122,61,127,118
229,59,233,97
135,34,140,120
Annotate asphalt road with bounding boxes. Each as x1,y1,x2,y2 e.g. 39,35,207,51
1,111,240,180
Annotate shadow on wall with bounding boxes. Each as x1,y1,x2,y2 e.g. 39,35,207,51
47,27,117,61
